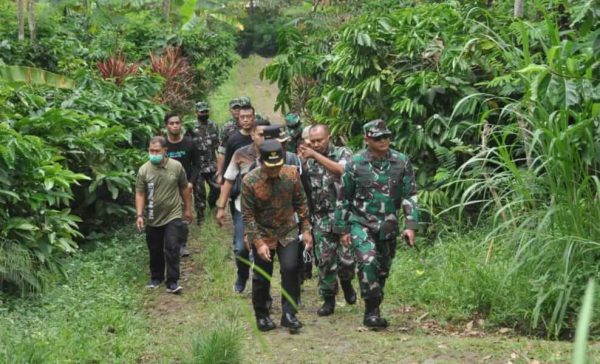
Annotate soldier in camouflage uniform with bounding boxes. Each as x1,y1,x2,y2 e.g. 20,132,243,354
335,119,419,329
241,139,313,333
186,101,221,225
284,112,303,154
298,124,357,317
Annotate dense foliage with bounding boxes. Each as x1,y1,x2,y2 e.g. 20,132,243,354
0,0,239,295
264,0,599,337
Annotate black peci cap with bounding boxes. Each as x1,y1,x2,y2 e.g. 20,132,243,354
259,139,284,167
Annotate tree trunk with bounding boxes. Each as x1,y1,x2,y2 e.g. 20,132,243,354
514,0,524,18
162,0,170,22
27,0,36,42
17,0,25,41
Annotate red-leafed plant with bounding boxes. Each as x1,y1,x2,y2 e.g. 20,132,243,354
96,54,138,85
150,45,194,112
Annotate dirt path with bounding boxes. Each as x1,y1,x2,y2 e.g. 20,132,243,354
140,57,586,364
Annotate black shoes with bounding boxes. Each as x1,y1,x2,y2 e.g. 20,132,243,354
363,298,388,329
281,312,303,331
256,316,276,332
234,276,247,293
340,280,357,305
317,296,335,317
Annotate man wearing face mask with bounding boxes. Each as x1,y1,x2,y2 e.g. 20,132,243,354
334,119,419,329
297,124,357,317
135,136,193,294
186,101,220,225
241,139,313,333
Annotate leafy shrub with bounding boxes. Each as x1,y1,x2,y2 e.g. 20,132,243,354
150,45,194,114
179,23,238,100
0,123,86,295
96,54,139,85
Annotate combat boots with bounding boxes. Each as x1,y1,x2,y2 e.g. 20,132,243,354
340,279,357,305
363,298,388,329
317,296,335,316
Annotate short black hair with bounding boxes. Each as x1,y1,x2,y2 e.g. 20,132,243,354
252,119,271,130
239,104,255,115
149,136,167,148
164,113,180,125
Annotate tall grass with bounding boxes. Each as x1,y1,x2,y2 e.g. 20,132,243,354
389,9,600,338
189,325,242,364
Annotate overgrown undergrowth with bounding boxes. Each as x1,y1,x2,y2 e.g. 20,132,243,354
0,228,150,362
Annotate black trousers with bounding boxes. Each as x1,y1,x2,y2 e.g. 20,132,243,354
146,218,185,285
252,239,300,318
193,172,220,218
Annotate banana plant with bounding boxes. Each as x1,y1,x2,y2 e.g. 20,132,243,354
178,0,244,31
0,65,75,89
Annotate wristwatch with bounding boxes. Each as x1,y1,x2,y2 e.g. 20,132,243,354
136,214,144,218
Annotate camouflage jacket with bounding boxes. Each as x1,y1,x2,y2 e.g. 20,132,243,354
241,165,311,250
333,149,419,239
186,120,220,173
286,126,303,153
218,119,239,154
306,144,353,232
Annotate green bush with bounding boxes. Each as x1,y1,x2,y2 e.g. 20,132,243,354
0,123,86,295
179,23,238,100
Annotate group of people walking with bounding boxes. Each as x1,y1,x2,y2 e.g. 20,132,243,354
134,97,419,332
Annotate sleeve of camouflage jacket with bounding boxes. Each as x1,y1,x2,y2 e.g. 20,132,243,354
190,140,200,183
292,169,311,235
240,176,263,248
332,161,355,235
401,158,419,230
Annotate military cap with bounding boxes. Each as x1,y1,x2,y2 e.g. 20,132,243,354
195,101,210,112
229,98,241,108
284,112,301,128
363,119,392,138
263,125,290,143
259,139,284,167
238,96,252,107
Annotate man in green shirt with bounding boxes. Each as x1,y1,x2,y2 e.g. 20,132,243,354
135,136,193,294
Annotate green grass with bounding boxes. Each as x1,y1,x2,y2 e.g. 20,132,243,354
0,227,150,363
208,55,280,125
189,325,242,364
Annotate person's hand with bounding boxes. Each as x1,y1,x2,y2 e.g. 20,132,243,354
184,208,193,224
216,207,226,227
257,243,271,262
402,229,416,247
298,144,317,160
340,233,351,248
243,234,251,251
302,231,313,251
136,216,144,232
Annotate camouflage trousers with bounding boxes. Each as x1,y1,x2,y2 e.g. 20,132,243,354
313,228,355,298
193,172,220,221
349,224,397,300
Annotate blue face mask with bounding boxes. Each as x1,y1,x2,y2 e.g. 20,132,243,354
149,153,164,165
